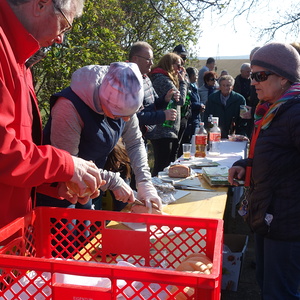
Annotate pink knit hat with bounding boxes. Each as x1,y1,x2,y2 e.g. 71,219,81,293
251,42,300,83
99,62,144,116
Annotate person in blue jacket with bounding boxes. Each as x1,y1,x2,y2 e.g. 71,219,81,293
178,67,203,155
129,41,177,144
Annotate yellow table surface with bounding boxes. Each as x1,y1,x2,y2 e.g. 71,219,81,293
162,175,227,219
75,176,227,260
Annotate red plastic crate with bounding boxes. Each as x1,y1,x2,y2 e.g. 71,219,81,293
0,207,223,299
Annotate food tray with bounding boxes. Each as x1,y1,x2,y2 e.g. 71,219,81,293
0,207,223,299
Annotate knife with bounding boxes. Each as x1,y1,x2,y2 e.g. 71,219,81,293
174,185,215,192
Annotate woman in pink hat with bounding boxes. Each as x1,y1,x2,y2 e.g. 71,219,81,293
38,62,162,214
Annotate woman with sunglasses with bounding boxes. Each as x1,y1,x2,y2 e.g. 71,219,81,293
228,42,300,299
198,71,218,108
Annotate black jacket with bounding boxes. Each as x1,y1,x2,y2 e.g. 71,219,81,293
234,94,300,240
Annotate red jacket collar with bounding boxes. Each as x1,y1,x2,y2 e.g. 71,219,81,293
0,0,40,64
150,67,169,77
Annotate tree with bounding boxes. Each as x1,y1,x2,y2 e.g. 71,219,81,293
34,0,235,123
38,0,284,123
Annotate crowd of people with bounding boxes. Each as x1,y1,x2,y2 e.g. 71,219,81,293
2,1,300,298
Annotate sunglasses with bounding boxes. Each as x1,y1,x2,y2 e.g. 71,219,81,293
209,78,216,81
251,71,275,82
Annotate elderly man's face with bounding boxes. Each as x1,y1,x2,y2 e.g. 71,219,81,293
241,67,251,79
219,79,233,97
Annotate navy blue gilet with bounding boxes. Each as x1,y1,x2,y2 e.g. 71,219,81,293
43,87,125,169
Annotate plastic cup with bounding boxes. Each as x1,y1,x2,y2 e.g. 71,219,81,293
240,105,248,117
182,143,192,160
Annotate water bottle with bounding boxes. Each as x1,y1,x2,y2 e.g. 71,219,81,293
206,114,214,151
209,120,221,154
163,98,177,128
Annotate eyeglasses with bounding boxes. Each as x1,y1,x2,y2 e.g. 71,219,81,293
55,6,72,34
135,55,154,64
209,78,216,81
251,71,275,82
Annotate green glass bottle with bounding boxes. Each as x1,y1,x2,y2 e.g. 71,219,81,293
163,98,177,128
181,92,191,118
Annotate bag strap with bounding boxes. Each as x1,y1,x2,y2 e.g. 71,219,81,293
244,121,263,187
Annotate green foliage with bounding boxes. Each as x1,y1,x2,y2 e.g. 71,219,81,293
32,0,207,124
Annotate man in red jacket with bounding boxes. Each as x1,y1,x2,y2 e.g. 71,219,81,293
0,0,102,228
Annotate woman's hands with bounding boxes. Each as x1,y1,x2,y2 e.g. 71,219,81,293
228,166,246,186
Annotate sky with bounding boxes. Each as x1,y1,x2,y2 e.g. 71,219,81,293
195,0,299,58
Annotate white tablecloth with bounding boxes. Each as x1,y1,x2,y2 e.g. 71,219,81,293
177,140,248,217
206,140,247,167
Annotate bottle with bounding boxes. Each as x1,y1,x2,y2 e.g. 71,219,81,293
206,114,214,151
181,92,191,118
195,122,208,157
209,120,221,154
190,126,200,155
163,98,177,128
229,116,236,136
207,114,214,130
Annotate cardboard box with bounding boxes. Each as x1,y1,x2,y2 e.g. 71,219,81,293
222,234,248,291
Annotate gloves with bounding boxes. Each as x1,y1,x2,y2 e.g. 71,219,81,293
111,183,135,203
99,170,134,203
136,181,162,213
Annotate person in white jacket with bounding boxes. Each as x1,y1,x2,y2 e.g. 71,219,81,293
38,62,162,213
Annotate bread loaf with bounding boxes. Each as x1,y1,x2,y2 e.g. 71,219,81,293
130,200,163,215
168,164,190,178
167,253,213,299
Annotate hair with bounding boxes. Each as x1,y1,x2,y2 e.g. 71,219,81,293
203,71,218,83
206,57,215,65
218,74,235,86
53,0,85,17
104,139,131,180
129,41,153,60
291,42,300,54
240,63,251,71
220,70,229,76
186,67,197,78
151,52,181,88
7,0,85,17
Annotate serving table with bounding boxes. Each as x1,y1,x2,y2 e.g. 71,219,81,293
160,140,248,219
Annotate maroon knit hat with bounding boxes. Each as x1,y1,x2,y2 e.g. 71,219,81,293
251,42,300,83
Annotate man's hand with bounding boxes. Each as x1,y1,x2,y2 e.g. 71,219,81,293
68,156,105,197
58,182,100,205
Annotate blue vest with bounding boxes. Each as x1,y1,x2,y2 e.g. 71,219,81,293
43,87,125,168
